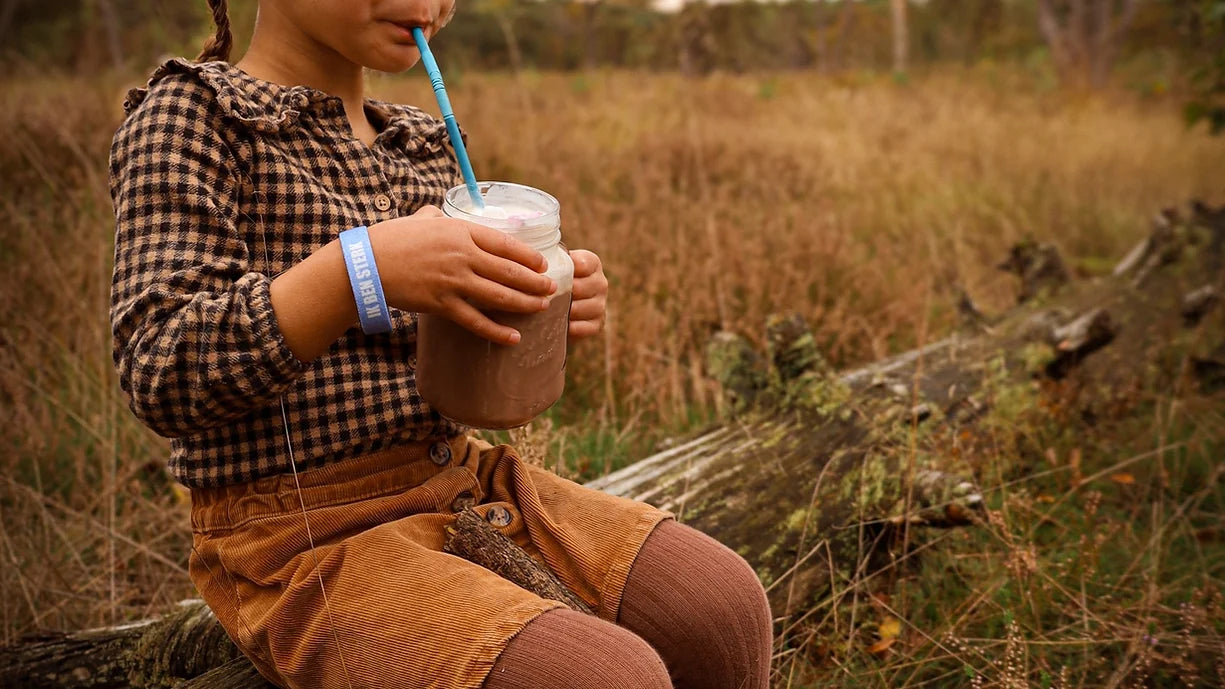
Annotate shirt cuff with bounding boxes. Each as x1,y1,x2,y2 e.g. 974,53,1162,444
247,274,310,383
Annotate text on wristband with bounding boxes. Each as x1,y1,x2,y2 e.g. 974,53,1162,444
344,240,383,321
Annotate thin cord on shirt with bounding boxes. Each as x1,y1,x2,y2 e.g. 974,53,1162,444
248,167,356,689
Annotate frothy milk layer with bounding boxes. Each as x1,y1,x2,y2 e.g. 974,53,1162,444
471,203,545,223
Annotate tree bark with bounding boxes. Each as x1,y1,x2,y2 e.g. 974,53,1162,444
891,0,909,76
494,13,524,74
94,0,125,72
3,202,1222,688
1036,0,1140,88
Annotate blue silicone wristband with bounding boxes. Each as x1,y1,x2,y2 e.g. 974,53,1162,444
339,226,393,335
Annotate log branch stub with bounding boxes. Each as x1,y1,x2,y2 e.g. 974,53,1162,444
955,287,991,331
1191,199,1225,271
1020,308,1071,343
1192,348,1225,394
1045,308,1116,379
704,331,767,410
889,470,985,528
1049,307,1114,351
767,312,829,381
1183,285,1220,327
1114,208,1198,288
1017,306,1123,378
705,314,836,413
1114,209,1179,278
999,239,1070,303
443,509,594,615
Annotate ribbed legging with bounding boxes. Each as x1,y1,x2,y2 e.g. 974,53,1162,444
481,519,773,689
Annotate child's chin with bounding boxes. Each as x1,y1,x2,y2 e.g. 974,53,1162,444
365,52,421,74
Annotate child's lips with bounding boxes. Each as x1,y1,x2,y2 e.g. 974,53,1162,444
383,20,429,43
385,18,436,39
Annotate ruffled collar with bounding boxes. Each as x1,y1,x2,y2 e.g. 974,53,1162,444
124,58,450,153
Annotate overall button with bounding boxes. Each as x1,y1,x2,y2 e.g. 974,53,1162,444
428,441,452,466
451,491,475,512
374,194,392,211
486,505,512,527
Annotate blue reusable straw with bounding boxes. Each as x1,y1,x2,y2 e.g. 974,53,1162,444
412,27,484,210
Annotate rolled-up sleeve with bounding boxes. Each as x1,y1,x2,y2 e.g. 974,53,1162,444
109,82,307,438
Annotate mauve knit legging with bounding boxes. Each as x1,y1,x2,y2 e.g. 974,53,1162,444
481,519,773,689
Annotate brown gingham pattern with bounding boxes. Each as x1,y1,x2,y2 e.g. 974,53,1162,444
109,58,467,488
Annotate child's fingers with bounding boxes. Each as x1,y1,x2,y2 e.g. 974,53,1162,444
473,253,556,296
467,224,548,272
439,295,521,345
567,295,606,322
464,278,552,314
568,318,603,339
571,272,608,301
569,249,601,278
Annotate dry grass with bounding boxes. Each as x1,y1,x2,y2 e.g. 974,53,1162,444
1,64,1224,686
426,67,1225,469
0,76,190,638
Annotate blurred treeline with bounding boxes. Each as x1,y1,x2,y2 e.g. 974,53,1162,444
0,0,1212,78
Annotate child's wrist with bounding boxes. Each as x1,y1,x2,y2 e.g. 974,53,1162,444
339,226,392,334
268,240,361,363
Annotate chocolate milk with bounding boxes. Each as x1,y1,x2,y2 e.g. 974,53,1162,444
416,182,573,429
417,293,570,429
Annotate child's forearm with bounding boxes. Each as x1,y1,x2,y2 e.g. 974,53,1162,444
269,239,360,363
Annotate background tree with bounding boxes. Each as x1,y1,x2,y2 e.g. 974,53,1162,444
891,0,909,76
1036,0,1142,88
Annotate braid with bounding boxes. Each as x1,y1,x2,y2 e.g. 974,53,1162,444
196,0,233,63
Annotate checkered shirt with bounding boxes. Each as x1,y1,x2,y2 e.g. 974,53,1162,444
109,58,466,488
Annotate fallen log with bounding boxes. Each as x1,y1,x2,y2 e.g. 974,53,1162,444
1,601,243,689
3,201,1221,688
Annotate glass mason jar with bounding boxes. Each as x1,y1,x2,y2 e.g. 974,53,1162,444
416,182,574,429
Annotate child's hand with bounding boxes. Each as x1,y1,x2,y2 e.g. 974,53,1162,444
568,249,608,340
370,206,556,345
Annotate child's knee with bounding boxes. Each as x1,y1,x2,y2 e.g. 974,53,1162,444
619,520,773,689
484,608,671,689
637,519,771,618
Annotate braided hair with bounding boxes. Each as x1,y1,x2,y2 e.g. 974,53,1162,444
197,0,233,63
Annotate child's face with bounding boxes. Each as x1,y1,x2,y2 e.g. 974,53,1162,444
264,0,457,73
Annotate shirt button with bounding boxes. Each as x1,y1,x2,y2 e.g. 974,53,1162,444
429,441,452,466
374,194,392,211
486,505,512,527
451,491,475,512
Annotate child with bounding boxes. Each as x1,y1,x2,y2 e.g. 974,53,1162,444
109,1,772,687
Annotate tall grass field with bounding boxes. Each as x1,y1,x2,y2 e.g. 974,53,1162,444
1,64,1224,686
